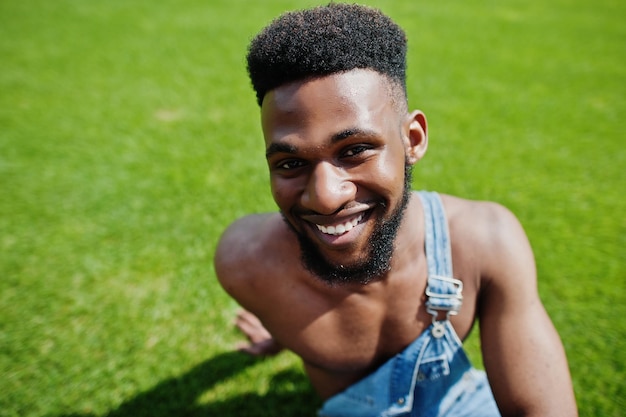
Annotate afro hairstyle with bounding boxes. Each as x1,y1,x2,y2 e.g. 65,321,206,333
246,3,408,106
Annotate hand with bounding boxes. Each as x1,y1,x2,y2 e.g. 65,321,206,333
234,309,283,356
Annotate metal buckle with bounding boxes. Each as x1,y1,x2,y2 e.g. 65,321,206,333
425,275,463,299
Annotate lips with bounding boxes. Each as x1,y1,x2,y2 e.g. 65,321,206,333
315,213,365,236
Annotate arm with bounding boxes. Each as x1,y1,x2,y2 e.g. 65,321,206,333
214,214,284,356
476,204,577,416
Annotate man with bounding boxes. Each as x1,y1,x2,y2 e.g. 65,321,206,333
214,3,577,416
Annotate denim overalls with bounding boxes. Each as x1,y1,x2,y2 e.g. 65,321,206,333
318,192,501,417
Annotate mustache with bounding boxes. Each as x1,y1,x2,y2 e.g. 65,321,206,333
290,199,386,218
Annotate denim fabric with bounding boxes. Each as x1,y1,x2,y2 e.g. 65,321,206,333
317,192,500,417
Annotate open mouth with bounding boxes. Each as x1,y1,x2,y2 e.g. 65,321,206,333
315,212,366,236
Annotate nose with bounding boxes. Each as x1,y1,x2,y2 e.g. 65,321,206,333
301,162,356,215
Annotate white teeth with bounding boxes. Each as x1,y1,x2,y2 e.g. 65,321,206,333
316,214,364,236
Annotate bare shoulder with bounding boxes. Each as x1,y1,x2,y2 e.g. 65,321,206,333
438,194,535,287
214,213,292,303
215,213,283,259
440,194,526,239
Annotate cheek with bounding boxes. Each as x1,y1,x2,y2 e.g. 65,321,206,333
270,177,299,207
371,153,407,193
270,180,283,204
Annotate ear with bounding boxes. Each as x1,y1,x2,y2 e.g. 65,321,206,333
403,110,428,165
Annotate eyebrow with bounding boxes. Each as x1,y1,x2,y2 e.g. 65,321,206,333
331,128,378,143
265,142,297,159
265,127,379,159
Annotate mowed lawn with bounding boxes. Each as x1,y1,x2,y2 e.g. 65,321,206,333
1,0,623,416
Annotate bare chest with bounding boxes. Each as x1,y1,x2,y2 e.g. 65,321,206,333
267,294,425,397
258,269,477,398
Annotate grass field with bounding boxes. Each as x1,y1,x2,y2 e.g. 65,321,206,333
1,0,624,416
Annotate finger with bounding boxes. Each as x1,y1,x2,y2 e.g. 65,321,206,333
236,309,263,327
235,314,263,334
235,340,280,357
234,311,272,343
237,322,272,344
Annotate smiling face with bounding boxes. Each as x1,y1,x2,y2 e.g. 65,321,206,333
261,69,428,284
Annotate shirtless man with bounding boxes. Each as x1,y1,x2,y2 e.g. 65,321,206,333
214,4,577,416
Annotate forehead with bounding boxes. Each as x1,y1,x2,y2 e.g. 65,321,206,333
261,69,399,143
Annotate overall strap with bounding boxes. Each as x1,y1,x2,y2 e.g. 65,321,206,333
418,191,453,277
417,192,463,335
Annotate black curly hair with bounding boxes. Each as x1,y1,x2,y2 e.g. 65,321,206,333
246,3,408,107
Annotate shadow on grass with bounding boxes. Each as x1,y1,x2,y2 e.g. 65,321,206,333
57,351,321,417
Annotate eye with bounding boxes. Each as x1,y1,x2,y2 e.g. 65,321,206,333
277,159,305,170
342,145,371,158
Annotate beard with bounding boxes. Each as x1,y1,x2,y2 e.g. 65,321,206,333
284,163,413,285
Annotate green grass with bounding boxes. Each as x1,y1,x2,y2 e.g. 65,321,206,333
1,0,623,416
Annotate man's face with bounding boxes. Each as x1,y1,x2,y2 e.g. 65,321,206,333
261,69,420,284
